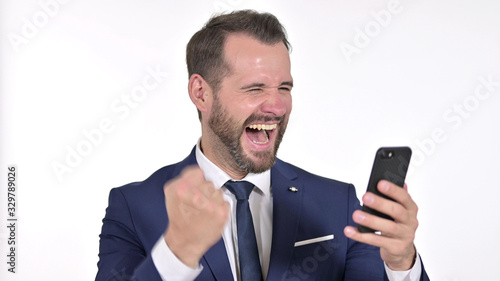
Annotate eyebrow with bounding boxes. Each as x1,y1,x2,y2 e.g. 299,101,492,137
240,81,294,90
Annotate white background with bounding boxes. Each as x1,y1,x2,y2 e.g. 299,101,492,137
1,0,499,280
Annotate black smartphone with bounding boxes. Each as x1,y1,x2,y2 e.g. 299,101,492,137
357,147,412,233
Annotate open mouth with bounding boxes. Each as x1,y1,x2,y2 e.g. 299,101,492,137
245,124,277,145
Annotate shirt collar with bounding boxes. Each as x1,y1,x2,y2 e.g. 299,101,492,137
195,139,270,195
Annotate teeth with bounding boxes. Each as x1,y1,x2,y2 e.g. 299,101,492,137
247,124,275,145
247,124,277,130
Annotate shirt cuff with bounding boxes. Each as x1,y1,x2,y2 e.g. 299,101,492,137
151,236,203,281
384,252,422,281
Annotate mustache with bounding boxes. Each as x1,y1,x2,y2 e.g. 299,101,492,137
243,114,284,127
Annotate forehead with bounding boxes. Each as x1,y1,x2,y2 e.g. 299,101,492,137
223,33,291,81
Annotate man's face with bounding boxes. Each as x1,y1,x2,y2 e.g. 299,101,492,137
205,33,293,175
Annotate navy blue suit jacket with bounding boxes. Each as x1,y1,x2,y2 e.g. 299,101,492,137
96,148,429,280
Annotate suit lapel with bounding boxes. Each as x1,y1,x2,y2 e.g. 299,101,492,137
266,160,302,280
202,239,234,281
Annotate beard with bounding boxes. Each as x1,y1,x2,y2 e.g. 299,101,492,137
208,96,287,174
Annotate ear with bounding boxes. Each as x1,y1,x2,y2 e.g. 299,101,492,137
188,74,212,115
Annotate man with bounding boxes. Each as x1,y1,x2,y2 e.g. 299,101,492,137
96,10,429,281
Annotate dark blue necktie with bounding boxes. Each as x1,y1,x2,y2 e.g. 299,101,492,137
225,180,263,281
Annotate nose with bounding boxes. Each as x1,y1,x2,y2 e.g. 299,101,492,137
261,88,290,117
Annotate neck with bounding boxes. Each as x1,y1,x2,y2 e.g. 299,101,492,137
199,136,248,180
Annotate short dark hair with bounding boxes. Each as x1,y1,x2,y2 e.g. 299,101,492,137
186,10,291,120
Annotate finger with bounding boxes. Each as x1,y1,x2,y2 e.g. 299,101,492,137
181,167,222,203
352,210,403,238
345,223,408,251
165,180,206,211
177,166,210,197
197,181,217,198
215,200,230,224
344,226,414,261
193,180,229,208
210,188,227,204
360,191,419,236
164,166,203,196
344,225,394,247
362,192,410,223
377,180,417,212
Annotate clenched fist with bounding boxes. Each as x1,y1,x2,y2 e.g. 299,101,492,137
163,166,229,268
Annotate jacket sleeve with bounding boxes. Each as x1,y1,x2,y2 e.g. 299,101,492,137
343,184,390,281
95,187,163,281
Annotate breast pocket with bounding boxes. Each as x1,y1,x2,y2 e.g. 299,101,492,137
292,239,340,258
280,240,342,280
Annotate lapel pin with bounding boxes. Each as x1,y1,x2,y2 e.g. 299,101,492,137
288,186,298,192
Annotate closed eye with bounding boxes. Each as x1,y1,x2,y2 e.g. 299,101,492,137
241,82,293,93
248,88,263,93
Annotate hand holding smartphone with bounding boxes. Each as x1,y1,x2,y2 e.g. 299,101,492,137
357,147,412,233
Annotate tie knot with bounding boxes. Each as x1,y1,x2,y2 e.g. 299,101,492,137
225,180,254,200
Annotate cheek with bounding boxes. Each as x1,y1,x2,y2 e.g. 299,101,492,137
286,95,292,112
235,98,261,116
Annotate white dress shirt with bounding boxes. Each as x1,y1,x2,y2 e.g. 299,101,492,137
151,141,422,281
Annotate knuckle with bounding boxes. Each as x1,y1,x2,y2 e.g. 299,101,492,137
408,231,416,242
217,203,230,221
214,189,225,201
403,193,418,210
164,176,179,191
182,166,203,181
412,218,419,230
391,204,405,219
177,182,188,196
388,222,400,235
194,191,210,207
399,196,410,206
